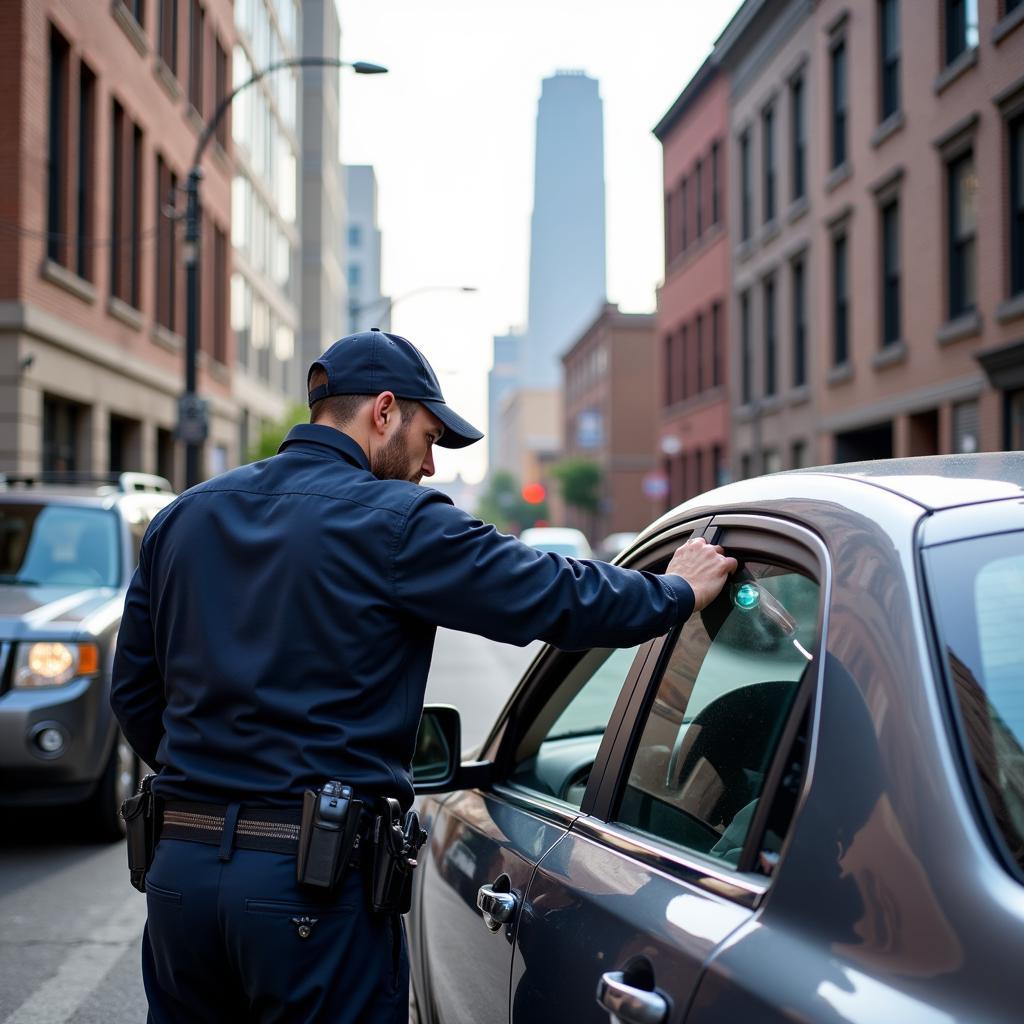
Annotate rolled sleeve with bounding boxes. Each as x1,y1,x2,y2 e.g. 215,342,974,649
392,492,694,650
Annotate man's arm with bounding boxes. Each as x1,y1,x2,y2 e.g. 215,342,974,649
391,492,733,650
110,540,166,768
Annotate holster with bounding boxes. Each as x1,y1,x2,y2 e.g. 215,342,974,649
370,798,428,915
120,773,158,893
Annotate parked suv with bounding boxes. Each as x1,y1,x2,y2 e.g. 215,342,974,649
0,472,175,839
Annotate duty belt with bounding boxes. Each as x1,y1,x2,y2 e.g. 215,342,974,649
159,800,370,864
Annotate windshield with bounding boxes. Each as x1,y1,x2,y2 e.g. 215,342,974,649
0,504,121,587
925,532,1024,871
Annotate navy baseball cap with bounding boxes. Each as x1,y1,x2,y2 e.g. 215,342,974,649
307,329,484,449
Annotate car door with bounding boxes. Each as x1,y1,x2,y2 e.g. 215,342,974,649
412,639,659,1024
510,517,827,1024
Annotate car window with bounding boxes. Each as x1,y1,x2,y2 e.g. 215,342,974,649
925,532,1024,872
508,644,646,809
0,504,121,587
616,561,820,868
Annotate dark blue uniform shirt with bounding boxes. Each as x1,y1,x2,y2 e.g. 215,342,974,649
111,424,694,808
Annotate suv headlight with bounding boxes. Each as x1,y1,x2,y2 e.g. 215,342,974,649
13,642,100,688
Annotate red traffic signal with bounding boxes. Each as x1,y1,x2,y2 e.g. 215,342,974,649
521,482,546,504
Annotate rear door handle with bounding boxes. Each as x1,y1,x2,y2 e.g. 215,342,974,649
476,876,517,932
596,971,669,1024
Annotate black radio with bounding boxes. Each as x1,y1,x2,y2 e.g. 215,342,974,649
296,781,363,889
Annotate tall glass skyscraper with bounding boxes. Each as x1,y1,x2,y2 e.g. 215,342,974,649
524,71,607,389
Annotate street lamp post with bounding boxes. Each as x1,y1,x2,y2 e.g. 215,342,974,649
348,285,478,333
180,57,387,489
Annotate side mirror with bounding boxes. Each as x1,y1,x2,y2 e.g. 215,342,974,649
413,704,493,794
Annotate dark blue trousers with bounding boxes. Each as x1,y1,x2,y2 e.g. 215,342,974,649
142,838,408,1023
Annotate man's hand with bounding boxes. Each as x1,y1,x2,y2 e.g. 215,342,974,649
666,537,738,612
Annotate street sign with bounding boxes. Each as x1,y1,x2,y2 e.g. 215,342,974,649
176,394,209,444
642,471,669,500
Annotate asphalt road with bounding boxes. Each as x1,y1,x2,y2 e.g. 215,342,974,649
0,628,536,1023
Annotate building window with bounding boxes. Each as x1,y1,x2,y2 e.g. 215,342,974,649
763,275,776,397
42,394,86,472
213,225,228,364
763,449,782,474
791,440,807,469
711,140,721,226
878,0,900,122
792,257,807,387
231,272,251,371
711,301,722,388
696,313,705,392
159,0,177,73
831,40,848,170
952,399,980,453
663,334,674,407
833,232,849,366
947,150,977,318
215,40,229,148
695,449,704,495
945,0,979,65
110,102,142,309
76,62,96,281
681,323,689,399
129,0,145,26
681,176,690,251
740,290,752,404
1011,114,1024,298
348,224,362,247
881,199,901,346
790,75,805,202
347,263,361,287
695,159,704,239
155,155,178,332
712,443,725,486
47,26,70,266
189,0,204,115
740,130,752,242
762,104,775,224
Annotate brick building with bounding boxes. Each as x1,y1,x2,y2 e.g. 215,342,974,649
560,303,658,541
717,0,820,476
810,0,1024,460
654,59,732,507
0,0,235,486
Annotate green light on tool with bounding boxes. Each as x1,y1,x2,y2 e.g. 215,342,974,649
734,583,760,610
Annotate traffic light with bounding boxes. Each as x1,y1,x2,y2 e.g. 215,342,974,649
521,482,546,504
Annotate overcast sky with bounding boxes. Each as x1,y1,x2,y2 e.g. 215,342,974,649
336,0,744,484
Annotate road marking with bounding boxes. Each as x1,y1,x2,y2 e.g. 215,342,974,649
1,895,148,1024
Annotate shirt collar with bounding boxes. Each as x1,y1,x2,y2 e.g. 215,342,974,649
278,423,371,471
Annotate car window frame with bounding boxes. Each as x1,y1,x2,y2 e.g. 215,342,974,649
485,520,712,827
580,513,832,908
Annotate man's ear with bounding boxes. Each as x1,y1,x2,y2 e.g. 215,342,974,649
371,392,397,435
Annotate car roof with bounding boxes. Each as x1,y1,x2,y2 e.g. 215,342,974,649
788,452,1024,511
520,527,589,541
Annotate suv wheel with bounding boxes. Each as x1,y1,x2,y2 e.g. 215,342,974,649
87,733,138,842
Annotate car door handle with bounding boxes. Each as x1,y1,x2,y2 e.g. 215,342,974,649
596,971,669,1024
476,879,517,932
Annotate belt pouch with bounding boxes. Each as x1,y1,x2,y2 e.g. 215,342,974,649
121,774,157,893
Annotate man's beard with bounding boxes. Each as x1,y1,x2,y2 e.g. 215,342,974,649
370,421,418,482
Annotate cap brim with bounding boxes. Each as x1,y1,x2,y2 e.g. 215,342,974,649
422,399,484,449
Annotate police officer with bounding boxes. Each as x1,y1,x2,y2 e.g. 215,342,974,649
111,329,736,1023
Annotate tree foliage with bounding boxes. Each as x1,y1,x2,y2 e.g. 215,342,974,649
550,457,602,515
247,402,309,463
475,470,549,533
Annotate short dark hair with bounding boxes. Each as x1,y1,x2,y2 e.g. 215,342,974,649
308,367,418,426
